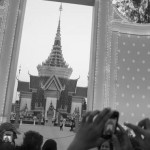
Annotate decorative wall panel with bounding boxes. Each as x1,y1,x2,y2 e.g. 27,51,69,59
0,0,27,123
112,33,150,124
109,2,150,124
88,0,150,125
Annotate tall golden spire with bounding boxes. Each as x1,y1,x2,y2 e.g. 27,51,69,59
59,3,63,20
37,3,73,78
56,3,62,40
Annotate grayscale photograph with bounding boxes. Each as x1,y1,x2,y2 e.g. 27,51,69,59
0,0,150,150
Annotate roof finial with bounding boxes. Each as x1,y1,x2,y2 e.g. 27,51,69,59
19,65,21,75
59,3,63,20
56,3,62,37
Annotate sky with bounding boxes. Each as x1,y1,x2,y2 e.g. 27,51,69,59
16,0,93,88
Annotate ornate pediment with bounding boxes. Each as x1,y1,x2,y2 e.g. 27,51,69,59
42,75,63,91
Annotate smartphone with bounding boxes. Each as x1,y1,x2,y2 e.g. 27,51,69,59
102,111,119,139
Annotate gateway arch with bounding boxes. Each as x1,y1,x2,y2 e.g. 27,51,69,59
0,0,150,124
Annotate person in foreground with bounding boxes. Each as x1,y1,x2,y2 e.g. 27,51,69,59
67,108,113,150
67,108,137,150
16,130,43,150
0,122,20,146
125,118,150,150
42,139,57,150
0,142,15,150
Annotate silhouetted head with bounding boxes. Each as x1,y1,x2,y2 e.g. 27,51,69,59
0,142,15,150
0,122,20,145
42,139,57,150
0,122,20,135
23,130,43,150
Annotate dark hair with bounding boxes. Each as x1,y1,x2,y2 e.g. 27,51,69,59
0,122,20,135
22,130,43,150
130,137,141,150
42,139,57,150
0,142,15,150
0,122,20,141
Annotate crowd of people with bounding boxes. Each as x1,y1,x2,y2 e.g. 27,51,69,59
0,108,150,150
0,122,57,150
68,108,150,150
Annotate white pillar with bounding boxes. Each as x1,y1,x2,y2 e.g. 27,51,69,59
0,0,27,123
87,0,112,110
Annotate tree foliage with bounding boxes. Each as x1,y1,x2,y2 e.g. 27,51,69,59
112,0,150,23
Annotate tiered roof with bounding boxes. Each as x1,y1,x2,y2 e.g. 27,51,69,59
42,20,68,68
17,75,78,94
74,87,88,97
37,4,72,78
44,21,68,68
17,75,88,99
17,81,31,92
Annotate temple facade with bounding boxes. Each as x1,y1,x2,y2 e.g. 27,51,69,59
17,6,87,120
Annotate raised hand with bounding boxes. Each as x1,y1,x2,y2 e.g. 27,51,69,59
112,124,134,150
67,108,113,150
125,118,150,150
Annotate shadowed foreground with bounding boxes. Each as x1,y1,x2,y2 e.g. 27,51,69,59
15,124,75,150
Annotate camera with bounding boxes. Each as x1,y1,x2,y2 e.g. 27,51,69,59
102,110,119,139
3,135,12,142
2,131,13,143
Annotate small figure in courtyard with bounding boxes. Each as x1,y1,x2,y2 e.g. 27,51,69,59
60,120,63,131
33,116,37,125
41,116,45,125
37,112,42,125
70,119,75,131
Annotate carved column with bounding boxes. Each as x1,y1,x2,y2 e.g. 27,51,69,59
0,0,27,123
87,0,113,110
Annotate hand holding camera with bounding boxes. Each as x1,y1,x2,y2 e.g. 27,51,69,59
99,111,119,150
102,111,119,139
100,111,133,150
68,108,113,150
2,131,13,144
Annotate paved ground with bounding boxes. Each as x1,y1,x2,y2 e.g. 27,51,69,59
15,124,75,150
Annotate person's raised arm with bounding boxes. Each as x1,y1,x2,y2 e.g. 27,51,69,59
112,124,133,150
125,118,150,150
67,108,112,150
